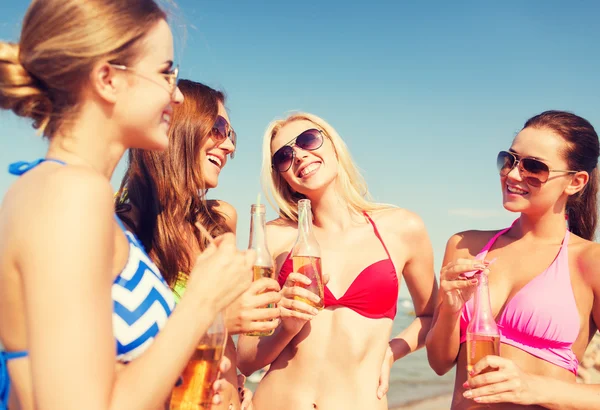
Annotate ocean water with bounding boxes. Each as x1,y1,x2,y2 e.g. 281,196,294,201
386,300,455,407
243,299,455,407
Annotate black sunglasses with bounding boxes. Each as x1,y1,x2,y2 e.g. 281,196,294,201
211,115,237,159
271,129,324,173
496,150,577,187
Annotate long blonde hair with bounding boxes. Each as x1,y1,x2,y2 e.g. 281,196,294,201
0,0,166,138
261,112,393,222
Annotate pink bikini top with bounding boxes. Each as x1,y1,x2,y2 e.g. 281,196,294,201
278,213,398,320
460,223,580,374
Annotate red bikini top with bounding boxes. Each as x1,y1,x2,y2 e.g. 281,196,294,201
278,213,398,320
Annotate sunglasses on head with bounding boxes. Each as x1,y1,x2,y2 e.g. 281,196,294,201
496,150,577,187
271,128,324,173
212,115,237,159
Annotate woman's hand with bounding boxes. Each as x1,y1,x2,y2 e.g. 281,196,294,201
226,278,282,335
210,356,233,407
377,345,394,399
463,355,539,406
187,233,255,313
278,272,327,336
237,374,254,410
439,258,489,312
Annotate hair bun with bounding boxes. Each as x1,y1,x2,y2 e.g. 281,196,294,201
0,42,52,131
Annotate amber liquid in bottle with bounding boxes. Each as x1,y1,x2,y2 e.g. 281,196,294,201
292,255,324,309
466,272,501,381
170,344,224,409
170,312,226,409
247,204,276,336
291,199,324,311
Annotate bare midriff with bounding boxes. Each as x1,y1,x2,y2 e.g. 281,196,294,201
252,308,393,410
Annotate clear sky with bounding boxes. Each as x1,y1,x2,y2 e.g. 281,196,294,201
2,0,599,297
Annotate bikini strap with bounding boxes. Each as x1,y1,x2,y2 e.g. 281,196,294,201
1,351,27,408
363,212,392,260
8,158,66,176
0,352,27,361
478,219,520,256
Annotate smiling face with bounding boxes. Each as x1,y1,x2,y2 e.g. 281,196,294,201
270,119,338,196
501,127,577,215
113,19,184,151
200,101,235,189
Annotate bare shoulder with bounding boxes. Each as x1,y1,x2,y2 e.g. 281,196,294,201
208,199,237,232
266,217,297,253
575,239,600,288
266,217,297,236
369,207,427,237
266,216,296,230
209,199,237,219
26,165,113,214
445,229,499,260
9,165,115,260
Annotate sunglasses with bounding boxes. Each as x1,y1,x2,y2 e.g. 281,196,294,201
211,115,237,159
109,63,179,99
496,150,577,187
272,129,324,173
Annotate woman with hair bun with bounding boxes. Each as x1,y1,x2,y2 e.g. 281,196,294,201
0,1,253,409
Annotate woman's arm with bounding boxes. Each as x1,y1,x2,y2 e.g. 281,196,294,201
20,168,252,410
236,321,301,376
389,211,437,362
236,222,319,376
236,272,320,376
377,210,437,398
424,234,465,375
425,231,488,375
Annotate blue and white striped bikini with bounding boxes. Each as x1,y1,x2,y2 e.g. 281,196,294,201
1,158,176,408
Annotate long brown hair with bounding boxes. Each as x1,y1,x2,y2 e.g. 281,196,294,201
0,0,166,138
524,110,599,240
116,79,231,286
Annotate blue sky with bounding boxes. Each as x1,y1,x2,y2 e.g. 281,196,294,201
2,1,599,297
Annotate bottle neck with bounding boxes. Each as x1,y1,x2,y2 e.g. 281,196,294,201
249,207,268,254
293,200,320,257
470,273,498,334
298,203,313,239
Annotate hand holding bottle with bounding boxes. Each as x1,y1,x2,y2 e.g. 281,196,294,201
225,278,281,335
439,258,490,312
279,274,321,335
187,231,255,313
278,271,330,335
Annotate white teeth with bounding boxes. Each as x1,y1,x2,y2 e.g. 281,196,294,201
507,185,528,195
207,154,222,167
162,113,171,124
300,162,320,177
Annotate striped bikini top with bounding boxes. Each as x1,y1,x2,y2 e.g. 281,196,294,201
1,158,175,408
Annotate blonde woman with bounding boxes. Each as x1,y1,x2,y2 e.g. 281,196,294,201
237,113,438,410
0,1,252,409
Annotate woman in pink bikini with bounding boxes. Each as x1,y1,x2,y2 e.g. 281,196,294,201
426,110,600,409
236,112,438,410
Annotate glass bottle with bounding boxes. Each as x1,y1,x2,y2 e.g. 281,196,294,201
466,272,501,380
291,199,324,310
247,203,276,336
